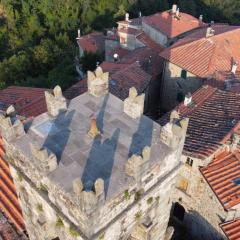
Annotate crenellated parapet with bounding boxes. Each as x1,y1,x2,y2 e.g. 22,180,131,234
45,85,67,117
160,110,189,149
123,87,145,119
0,105,25,141
87,67,109,97
125,146,151,181
72,178,105,215
30,143,58,173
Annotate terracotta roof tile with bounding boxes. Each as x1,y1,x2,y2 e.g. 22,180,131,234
143,11,205,38
221,218,240,240
160,25,240,78
136,32,165,53
200,151,240,210
159,85,240,159
0,86,48,118
64,79,88,100
0,209,28,240
77,32,105,53
64,62,152,101
107,47,131,61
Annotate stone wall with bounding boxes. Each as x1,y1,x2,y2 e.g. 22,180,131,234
160,61,203,112
172,153,227,240
6,142,181,240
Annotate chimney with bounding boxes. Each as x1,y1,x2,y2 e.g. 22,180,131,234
113,53,119,62
184,93,192,106
231,62,238,74
172,4,177,14
206,27,215,38
77,29,81,39
176,8,180,17
139,11,142,18
199,15,203,22
125,13,130,22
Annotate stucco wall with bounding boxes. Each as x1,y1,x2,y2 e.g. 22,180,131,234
142,22,168,46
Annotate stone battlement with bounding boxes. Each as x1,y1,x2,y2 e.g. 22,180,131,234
0,82,188,240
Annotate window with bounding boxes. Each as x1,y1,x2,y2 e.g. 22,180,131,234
181,70,187,79
186,157,193,167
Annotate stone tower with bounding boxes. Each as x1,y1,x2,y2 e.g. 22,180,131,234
0,68,188,240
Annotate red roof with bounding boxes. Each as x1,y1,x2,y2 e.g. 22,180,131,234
201,150,240,210
136,32,165,53
64,62,152,101
100,62,129,75
118,28,142,36
159,85,240,159
77,32,105,53
0,86,47,117
0,209,28,240
221,218,240,240
207,71,240,93
110,62,152,100
64,79,88,100
143,10,205,38
160,25,240,78
0,137,25,232
107,47,131,61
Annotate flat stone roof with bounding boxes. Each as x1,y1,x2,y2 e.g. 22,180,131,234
12,93,171,200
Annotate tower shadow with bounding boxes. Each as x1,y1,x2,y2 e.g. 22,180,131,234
42,110,75,164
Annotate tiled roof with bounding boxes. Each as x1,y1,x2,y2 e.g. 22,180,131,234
159,85,240,159
0,137,25,231
160,25,240,78
65,47,164,101
221,218,240,240
143,10,205,38
200,150,240,210
0,209,28,240
0,86,47,117
64,62,152,101
110,62,152,100
136,32,165,53
77,32,105,53
207,71,240,93
107,47,131,61
100,62,129,75
64,79,88,100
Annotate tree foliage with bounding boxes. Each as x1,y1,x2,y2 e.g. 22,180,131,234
0,0,239,90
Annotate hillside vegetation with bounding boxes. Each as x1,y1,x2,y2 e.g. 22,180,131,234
0,0,239,90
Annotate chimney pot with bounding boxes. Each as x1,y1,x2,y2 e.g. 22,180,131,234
172,4,177,14
199,15,203,22
176,8,180,17
184,93,192,106
125,13,130,22
206,27,215,38
77,29,81,39
231,62,238,74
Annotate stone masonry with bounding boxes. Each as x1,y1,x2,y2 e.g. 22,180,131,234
0,67,189,240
